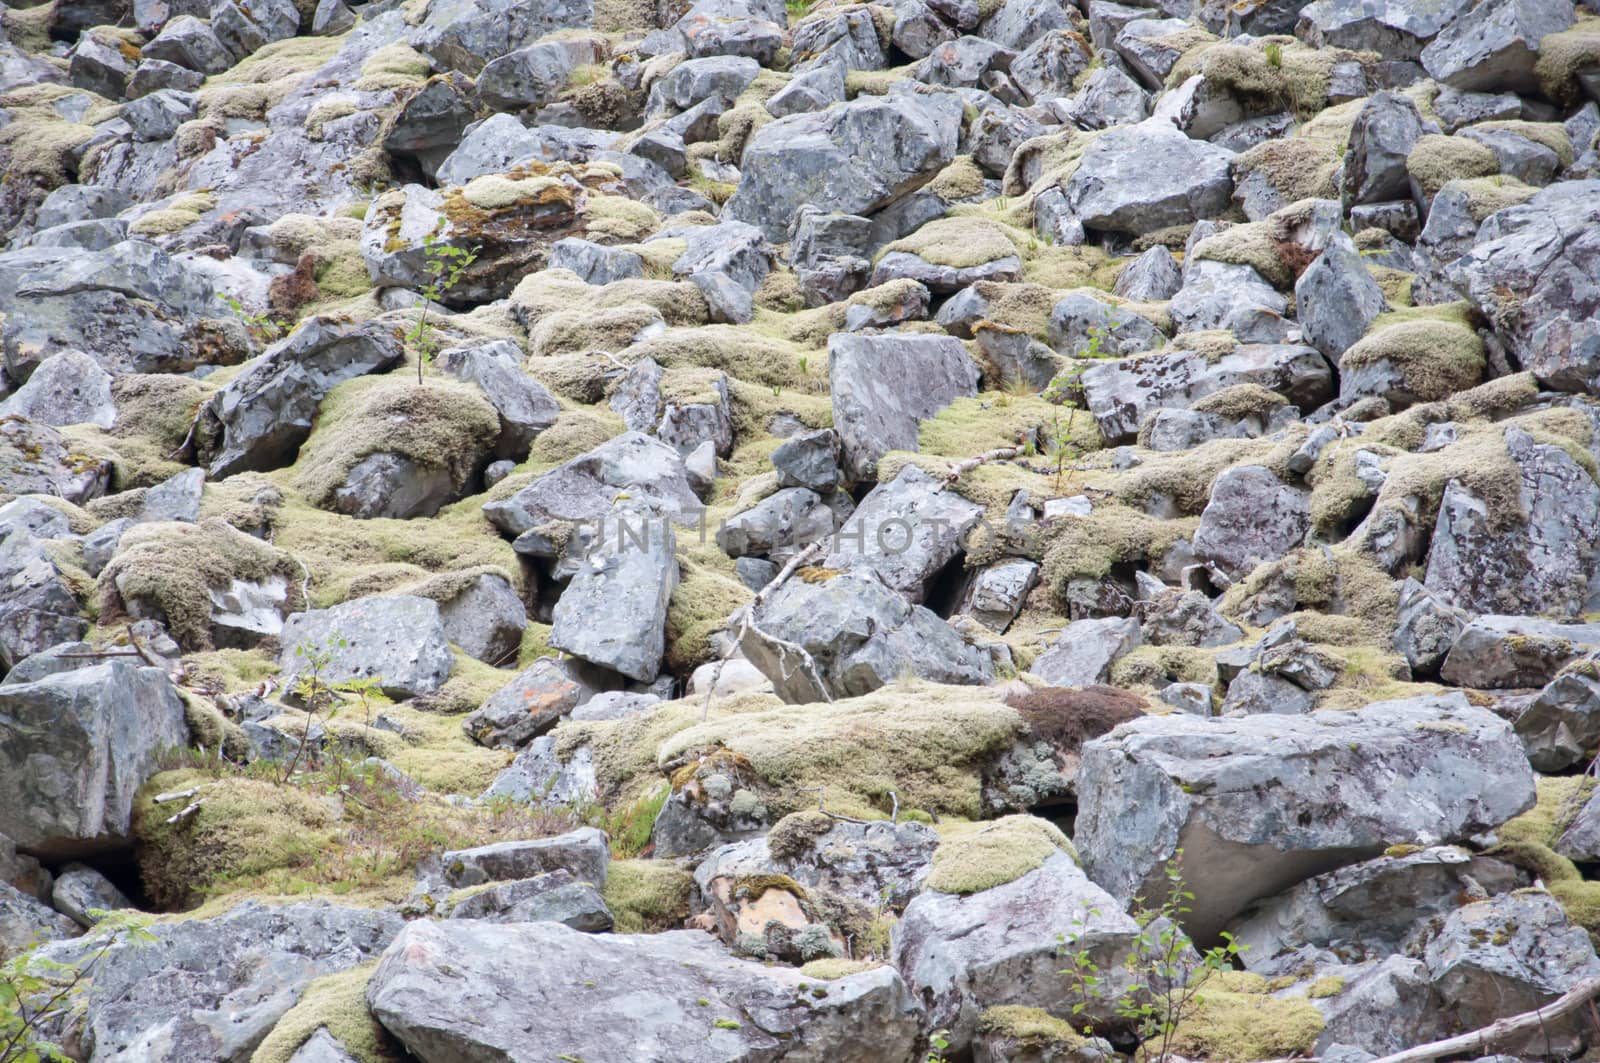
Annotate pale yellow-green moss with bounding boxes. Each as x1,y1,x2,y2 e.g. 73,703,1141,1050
250,964,404,1063
924,815,1077,894
1158,971,1325,1061
1475,120,1576,167
977,1006,1085,1049
1232,136,1341,205
1406,134,1499,203
1536,24,1600,107
800,958,882,980
1339,317,1486,403
881,216,1021,270
602,859,693,933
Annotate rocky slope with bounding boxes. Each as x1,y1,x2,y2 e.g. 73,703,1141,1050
3,0,1600,1058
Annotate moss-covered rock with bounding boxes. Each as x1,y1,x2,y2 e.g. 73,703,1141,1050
1159,971,1324,1061
249,963,406,1063
602,858,693,933
1339,316,1486,406
924,815,1077,895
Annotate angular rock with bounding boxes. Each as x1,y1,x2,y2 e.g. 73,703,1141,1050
1297,0,1473,59
771,428,842,493
1420,0,1574,95
1075,693,1536,941
549,505,679,682
1168,259,1292,343
368,920,921,1062
435,571,526,664
0,532,89,669
823,464,983,602
1064,118,1234,236
742,570,993,702
51,863,134,928
1294,232,1386,365
442,827,609,888
195,316,405,478
959,559,1039,633
415,0,593,75
463,657,599,749
1079,343,1331,446
1,880,79,961
829,332,979,482
1192,465,1311,584
1515,672,1600,772
1028,617,1142,688
279,595,455,700
1342,91,1423,208
484,431,702,542
893,851,1139,1052
436,338,560,460
1423,427,1600,617
37,901,401,1062
1440,615,1600,690
1451,181,1600,392
0,660,187,859
726,92,960,241
443,868,612,930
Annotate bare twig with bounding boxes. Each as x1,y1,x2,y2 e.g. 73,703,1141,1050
1368,976,1600,1063
123,624,159,667
943,445,1021,485
164,800,203,825
700,540,828,721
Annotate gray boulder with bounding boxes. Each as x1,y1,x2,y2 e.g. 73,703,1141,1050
1439,615,1600,690
1,881,79,961
1295,233,1386,365
741,570,993,702
1080,342,1331,445
141,16,234,73
196,316,405,478
443,868,612,930
1424,890,1600,1048
1297,0,1473,58
1515,672,1600,772
35,901,401,1063
1064,118,1234,236
717,487,848,560
1227,845,1522,976
463,657,599,749
893,851,1139,1053
368,920,921,1062
477,39,591,112
0,418,112,504
0,532,89,670
279,596,455,700
829,332,979,482
434,571,526,664
726,92,961,241
0,660,187,860
211,0,300,56
483,431,702,543
548,237,646,285
436,339,560,460
1423,427,1600,618
1046,292,1164,358
1342,91,1422,209
442,826,609,889
1168,259,1293,343
771,428,843,493
415,0,593,74
51,863,134,928
1075,693,1536,942
0,349,115,428
823,464,983,602
549,505,679,682
1192,465,1311,585
1028,617,1142,688
1113,245,1182,302
1420,0,1574,95
1451,181,1600,393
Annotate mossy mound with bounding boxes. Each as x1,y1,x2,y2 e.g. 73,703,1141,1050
1340,317,1486,405
292,376,501,514
881,216,1021,270
664,561,750,675
924,815,1077,895
249,963,405,1063
1536,24,1600,108
1446,175,1539,223
602,858,694,933
656,681,1027,820
1158,971,1324,1061
977,1006,1085,1051
1475,120,1576,167
1488,776,1600,944
1178,39,1367,119
1232,137,1340,206
1406,134,1499,202
799,958,882,980
98,518,304,650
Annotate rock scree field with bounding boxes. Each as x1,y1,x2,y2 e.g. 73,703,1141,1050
4,0,1600,1058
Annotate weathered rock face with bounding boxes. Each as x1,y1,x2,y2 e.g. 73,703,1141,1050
893,852,1139,1052
1192,465,1311,585
1452,181,1600,393
0,660,187,859
742,570,994,702
725,90,961,241
1420,0,1574,95
0,418,114,505
35,901,402,1062
1064,118,1235,236
195,316,405,478
549,505,679,682
1439,615,1600,690
823,464,982,601
1079,343,1332,444
0,531,90,669
1075,694,1536,942
414,0,593,74
1423,428,1600,618
367,919,922,1062
442,827,610,888
829,332,980,482
279,595,455,700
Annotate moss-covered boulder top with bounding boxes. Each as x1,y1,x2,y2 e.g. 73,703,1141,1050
3,0,1600,1058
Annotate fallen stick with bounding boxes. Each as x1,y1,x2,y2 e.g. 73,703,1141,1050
1368,974,1600,1063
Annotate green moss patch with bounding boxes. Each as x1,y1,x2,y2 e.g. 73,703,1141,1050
924,815,1076,895
249,963,404,1063
1340,317,1485,404
602,859,693,933
1406,134,1499,203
